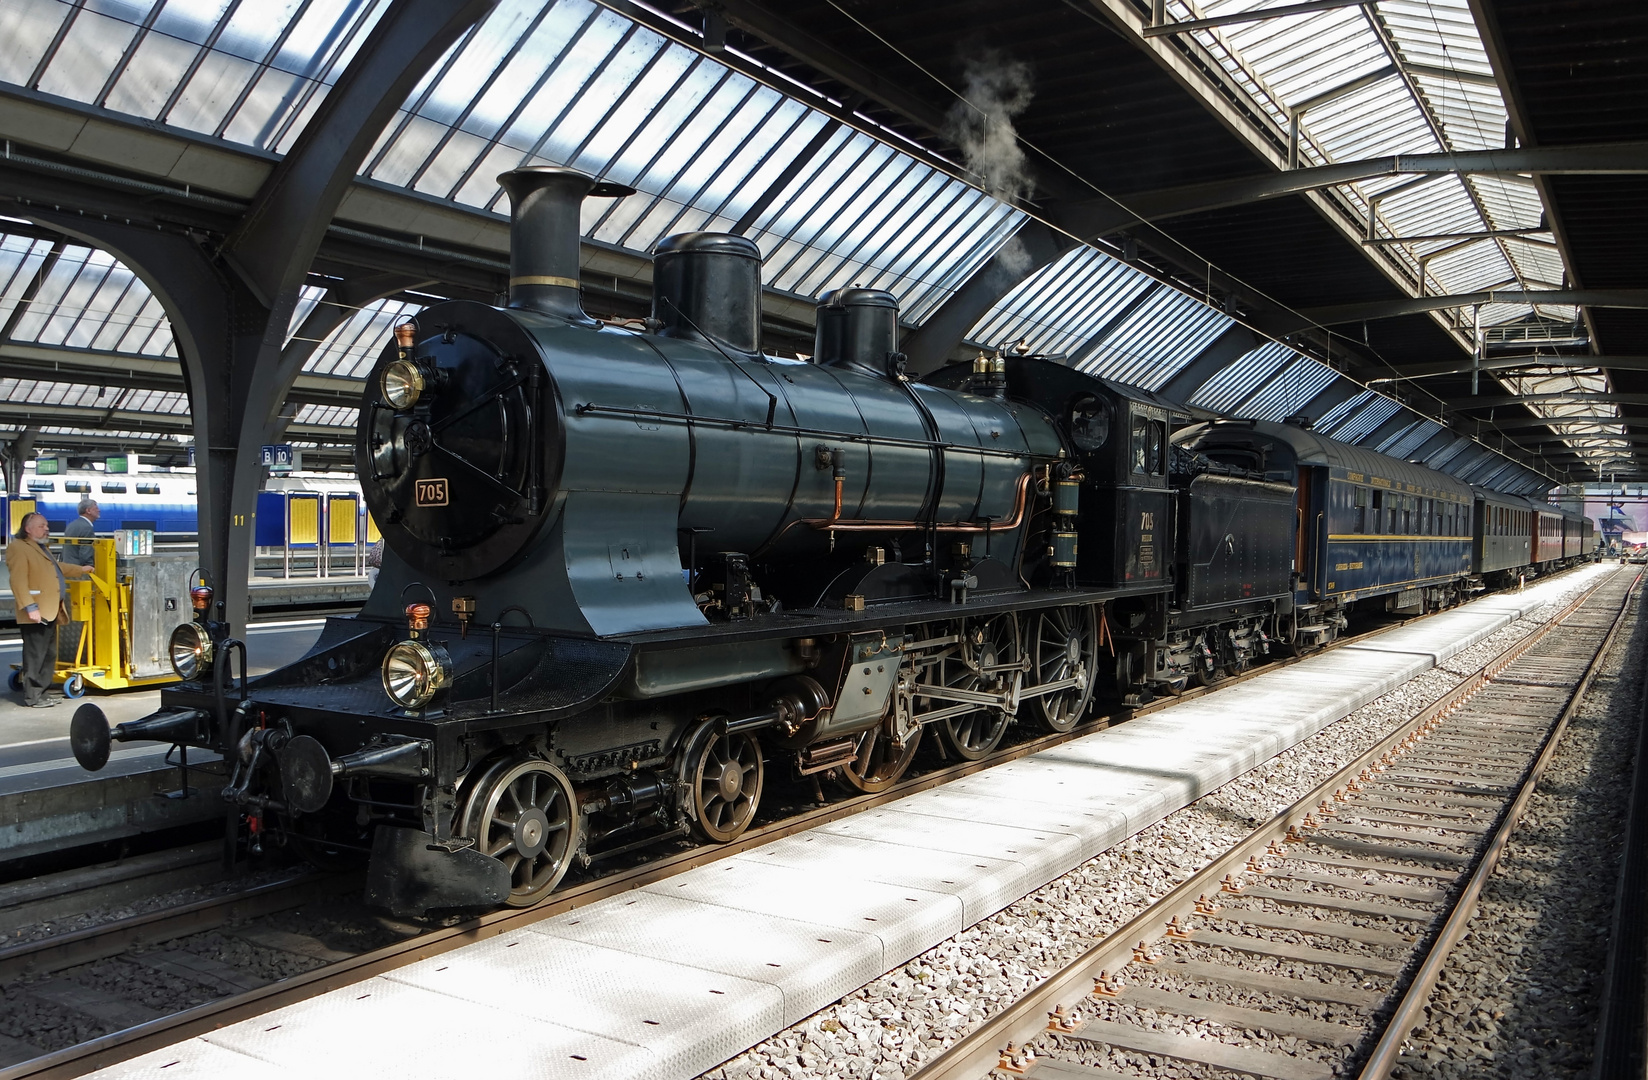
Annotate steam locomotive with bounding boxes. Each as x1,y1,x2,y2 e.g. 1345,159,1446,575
68,166,1593,917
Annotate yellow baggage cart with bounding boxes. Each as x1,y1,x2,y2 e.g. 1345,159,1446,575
7,535,191,697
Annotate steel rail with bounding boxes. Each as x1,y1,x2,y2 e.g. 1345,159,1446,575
0,566,1602,1080
0,873,353,986
903,566,1635,1080
1358,569,1642,1077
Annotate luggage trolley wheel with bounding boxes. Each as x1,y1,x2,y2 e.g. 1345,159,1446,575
63,673,86,698
6,668,20,693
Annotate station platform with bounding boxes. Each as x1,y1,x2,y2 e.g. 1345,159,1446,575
0,620,327,858
83,563,1618,1080
0,577,370,623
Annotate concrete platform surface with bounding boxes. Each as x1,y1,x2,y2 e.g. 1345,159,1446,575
82,564,1615,1080
0,620,327,767
0,575,370,622
0,621,324,859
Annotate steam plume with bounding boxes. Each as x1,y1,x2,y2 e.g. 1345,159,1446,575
946,50,1035,205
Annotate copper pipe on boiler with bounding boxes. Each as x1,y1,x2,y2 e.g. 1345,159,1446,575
802,472,1033,535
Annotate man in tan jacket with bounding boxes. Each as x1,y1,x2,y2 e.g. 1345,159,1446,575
7,512,91,707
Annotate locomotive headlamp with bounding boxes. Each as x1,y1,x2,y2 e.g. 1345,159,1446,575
381,357,427,409
381,639,451,710
168,622,213,681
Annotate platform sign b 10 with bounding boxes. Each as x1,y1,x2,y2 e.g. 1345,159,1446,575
261,444,296,472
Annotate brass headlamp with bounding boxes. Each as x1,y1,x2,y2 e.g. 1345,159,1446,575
381,321,432,409
381,603,452,710
168,622,213,680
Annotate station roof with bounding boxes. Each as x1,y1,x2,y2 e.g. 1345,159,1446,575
0,0,1640,493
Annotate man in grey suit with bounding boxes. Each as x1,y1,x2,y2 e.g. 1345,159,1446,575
62,498,98,567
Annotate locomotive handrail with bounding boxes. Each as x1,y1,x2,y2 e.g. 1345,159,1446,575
571,402,1037,461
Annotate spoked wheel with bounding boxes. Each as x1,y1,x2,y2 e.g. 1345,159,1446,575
683,723,764,843
1114,646,1136,697
838,721,922,794
931,615,1020,761
1189,631,1224,687
461,758,579,907
1027,605,1098,733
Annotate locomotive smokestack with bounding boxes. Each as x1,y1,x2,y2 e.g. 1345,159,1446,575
496,167,633,323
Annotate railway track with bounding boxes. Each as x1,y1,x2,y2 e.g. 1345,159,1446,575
905,564,1640,1080
0,567,1607,1079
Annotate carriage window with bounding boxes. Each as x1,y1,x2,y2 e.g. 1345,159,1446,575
1371,490,1384,532
27,480,54,492
1354,486,1368,531
101,482,127,494
136,483,161,495
1403,497,1413,534
65,481,91,493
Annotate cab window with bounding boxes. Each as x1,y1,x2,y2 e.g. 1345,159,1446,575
1130,413,1164,476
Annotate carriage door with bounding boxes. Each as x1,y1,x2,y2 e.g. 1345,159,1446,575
1295,465,1329,600
1294,479,1309,591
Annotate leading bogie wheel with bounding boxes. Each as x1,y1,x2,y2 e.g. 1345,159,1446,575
932,614,1019,761
460,758,579,907
1027,605,1098,733
683,724,764,843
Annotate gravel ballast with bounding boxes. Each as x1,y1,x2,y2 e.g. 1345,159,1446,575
1391,579,1644,1080
697,571,1613,1080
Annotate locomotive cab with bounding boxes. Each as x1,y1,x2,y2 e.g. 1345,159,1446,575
925,357,1177,595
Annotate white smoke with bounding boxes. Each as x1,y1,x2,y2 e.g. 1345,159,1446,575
946,49,1035,205
994,234,1033,276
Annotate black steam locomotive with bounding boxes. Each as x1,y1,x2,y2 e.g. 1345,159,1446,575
68,166,1591,917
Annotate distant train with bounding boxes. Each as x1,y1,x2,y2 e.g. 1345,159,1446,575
2,466,370,547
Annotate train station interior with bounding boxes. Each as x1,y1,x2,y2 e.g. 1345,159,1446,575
0,1,1644,1078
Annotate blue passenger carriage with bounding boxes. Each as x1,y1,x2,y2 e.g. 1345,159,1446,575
1177,418,1472,645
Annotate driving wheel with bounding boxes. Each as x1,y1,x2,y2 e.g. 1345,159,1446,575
683,724,764,842
1027,605,1097,733
460,758,579,907
838,719,922,794
931,615,1019,761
